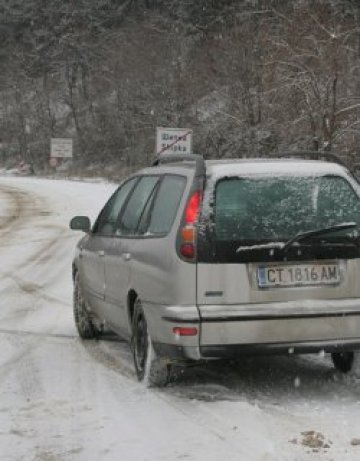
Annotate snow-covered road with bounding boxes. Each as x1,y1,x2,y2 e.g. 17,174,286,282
0,176,360,461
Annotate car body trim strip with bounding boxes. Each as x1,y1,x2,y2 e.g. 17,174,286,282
199,310,360,322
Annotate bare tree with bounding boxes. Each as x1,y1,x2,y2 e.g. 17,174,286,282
267,2,360,160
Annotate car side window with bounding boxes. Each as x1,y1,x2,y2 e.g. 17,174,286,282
117,176,159,236
94,178,137,236
147,175,186,235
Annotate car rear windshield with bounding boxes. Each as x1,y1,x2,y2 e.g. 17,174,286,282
214,175,360,242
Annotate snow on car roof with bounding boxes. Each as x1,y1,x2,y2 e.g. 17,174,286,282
206,158,348,178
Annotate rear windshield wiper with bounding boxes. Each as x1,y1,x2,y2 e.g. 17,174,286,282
282,222,357,253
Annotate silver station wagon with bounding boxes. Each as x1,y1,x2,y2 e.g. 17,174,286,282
70,152,360,386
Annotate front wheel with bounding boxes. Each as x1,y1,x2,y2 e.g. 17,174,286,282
73,271,98,339
132,299,169,387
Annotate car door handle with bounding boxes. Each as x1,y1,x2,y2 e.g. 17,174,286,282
97,250,105,257
123,253,131,261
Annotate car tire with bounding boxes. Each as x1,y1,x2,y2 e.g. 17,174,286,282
331,351,354,373
132,299,169,387
73,271,98,339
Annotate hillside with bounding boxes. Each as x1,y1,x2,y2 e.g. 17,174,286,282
1,0,360,174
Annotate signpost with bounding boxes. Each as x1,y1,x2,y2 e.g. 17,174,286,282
156,128,192,156
50,138,72,169
50,138,73,158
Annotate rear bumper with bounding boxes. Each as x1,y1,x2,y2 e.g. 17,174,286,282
199,299,360,347
145,299,360,361
153,338,360,361
200,338,360,358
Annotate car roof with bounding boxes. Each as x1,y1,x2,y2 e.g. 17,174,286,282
205,158,349,178
139,162,196,177
138,157,351,181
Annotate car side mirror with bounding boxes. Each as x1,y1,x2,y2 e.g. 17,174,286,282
70,216,91,232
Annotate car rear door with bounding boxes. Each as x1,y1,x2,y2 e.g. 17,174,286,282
104,175,160,335
79,235,108,317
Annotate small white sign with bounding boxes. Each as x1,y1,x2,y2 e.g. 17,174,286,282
156,127,192,155
51,138,73,158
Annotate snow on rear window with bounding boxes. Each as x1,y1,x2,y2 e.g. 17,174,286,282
214,176,360,242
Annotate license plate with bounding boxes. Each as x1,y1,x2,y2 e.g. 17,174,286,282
257,263,340,288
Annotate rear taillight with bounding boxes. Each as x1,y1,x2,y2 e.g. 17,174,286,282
179,190,202,260
179,243,195,259
173,327,198,336
184,191,201,224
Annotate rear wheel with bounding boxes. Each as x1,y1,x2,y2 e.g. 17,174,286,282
73,271,98,339
331,351,354,373
132,299,170,387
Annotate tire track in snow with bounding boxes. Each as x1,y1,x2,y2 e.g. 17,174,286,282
0,184,73,386
151,388,277,459
0,185,23,234
0,185,75,311
0,328,75,339
0,185,45,241
0,224,72,327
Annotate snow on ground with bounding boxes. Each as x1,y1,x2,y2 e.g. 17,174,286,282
0,175,360,461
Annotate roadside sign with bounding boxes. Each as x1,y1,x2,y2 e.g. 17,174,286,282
156,127,192,155
50,138,73,158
